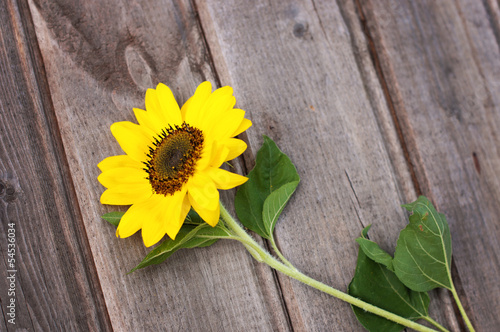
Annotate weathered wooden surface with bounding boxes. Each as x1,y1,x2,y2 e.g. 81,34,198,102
23,0,290,331
0,0,110,330
357,1,500,330
1,0,499,331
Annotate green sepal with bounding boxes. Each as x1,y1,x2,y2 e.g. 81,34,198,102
349,227,430,332
235,136,300,239
393,196,452,291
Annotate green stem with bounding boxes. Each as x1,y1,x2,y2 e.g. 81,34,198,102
269,237,296,270
220,204,437,332
450,283,475,331
423,316,450,332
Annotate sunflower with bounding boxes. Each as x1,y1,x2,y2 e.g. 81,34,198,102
98,82,251,247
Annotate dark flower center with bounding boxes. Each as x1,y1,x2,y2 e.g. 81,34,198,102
144,122,203,195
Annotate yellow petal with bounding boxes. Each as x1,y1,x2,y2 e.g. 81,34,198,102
98,167,148,188
187,173,219,213
135,195,171,246
98,155,142,172
232,118,252,137
110,121,153,162
203,203,220,227
133,108,165,135
179,194,191,227
210,143,229,168
197,90,235,130
100,183,152,205
205,167,248,190
186,85,235,130
195,138,214,171
145,88,170,129
220,138,247,161
208,108,246,140
115,213,142,238
163,189,187,240
156,83,182,125
182,81,212,122
190,198,220,227
142,219,165,246
117,196,165,238
203,91,235,121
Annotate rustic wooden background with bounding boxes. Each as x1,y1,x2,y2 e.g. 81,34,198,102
1,0,499,331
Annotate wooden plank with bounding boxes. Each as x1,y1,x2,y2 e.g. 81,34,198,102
27,0,290,330
0,0,111,330
357,0,500,330
197,0,458,330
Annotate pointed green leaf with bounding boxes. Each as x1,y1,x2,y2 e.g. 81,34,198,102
356,225,394,272
262,181,299,238
189,238,218,248
181,237,218,249
393,196,452,291
349,246,430,332
235,136,300,239
102,211,125,227
194,224,233,239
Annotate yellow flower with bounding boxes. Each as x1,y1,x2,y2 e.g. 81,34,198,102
98,82,251,247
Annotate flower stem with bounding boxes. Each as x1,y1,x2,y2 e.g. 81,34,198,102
450,282,475,331
422,316,450,332
220,204,438,332
269,237,296,270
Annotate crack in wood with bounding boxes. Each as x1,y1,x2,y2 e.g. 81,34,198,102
480,0,500,50
353,0,423,197
189,0,222,86
344,170,365,230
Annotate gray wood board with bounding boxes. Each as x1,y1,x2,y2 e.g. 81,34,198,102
0,0,111,330
2,0,496,330
358,0,500,330
197,0,458,330
27,0,289,330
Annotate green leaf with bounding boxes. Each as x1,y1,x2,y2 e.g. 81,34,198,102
349,232,430,332
393,196,452,291
235,136,300,239
102,211,125,227
190,239,218,248
356,225,395,272
262,181,300,238
194,224,233,238
129,223,232,273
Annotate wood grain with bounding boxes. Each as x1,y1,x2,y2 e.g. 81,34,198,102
357,0,500,330
0,0,111,330
26,0,290,330
197,0,457,330
2,0,498,330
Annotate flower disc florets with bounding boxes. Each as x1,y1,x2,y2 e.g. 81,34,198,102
145,122,203,196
